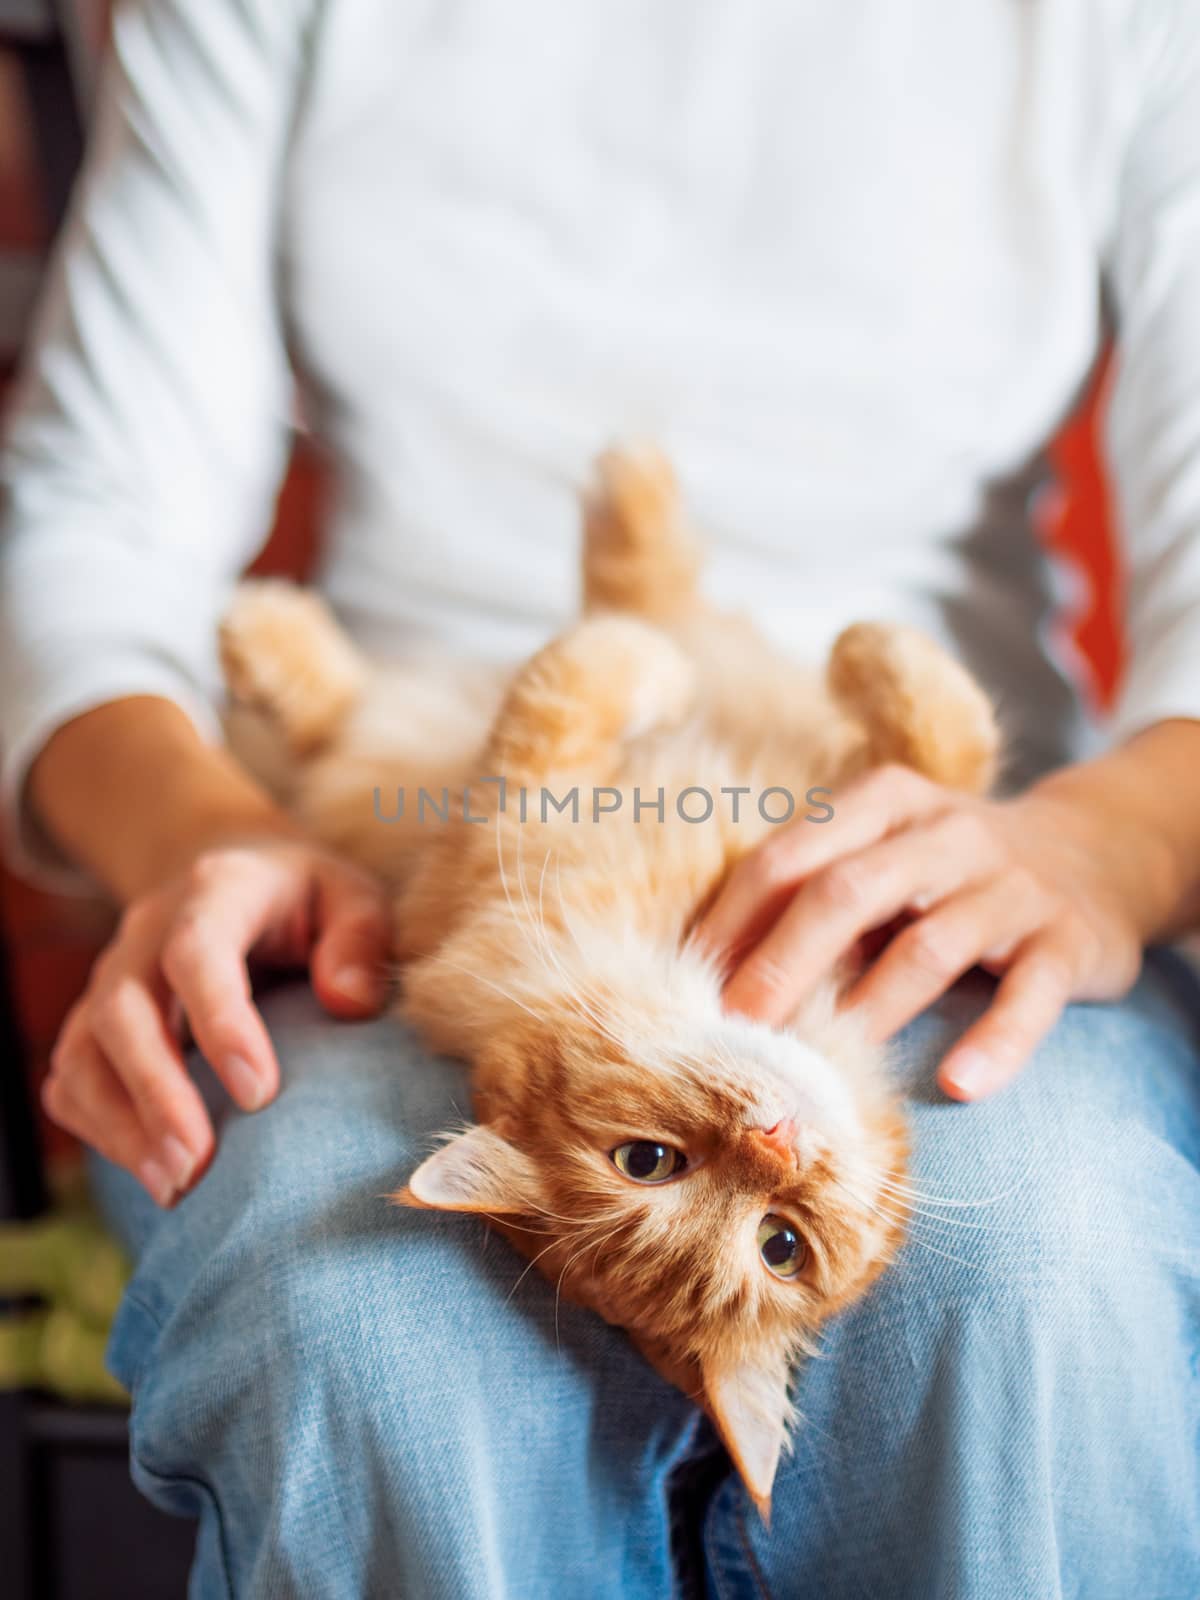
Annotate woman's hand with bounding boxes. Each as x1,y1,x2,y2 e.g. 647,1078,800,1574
696,736,1198,1100
42,841,390,1207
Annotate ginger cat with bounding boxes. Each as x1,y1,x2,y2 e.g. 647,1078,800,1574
220,448,999,1516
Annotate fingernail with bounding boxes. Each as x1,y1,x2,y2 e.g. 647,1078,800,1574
138,1159,176,1208
332,965,378,1007
159,1134,197,1190
942,1049,990,1099
225,1054,271,1111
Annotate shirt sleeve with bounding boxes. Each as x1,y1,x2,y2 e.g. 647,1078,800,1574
1105,0,1200,742
0,0,317,885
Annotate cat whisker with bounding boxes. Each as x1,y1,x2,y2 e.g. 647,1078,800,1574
834,1179,1016,1280
504,1233,574,1304
859,1187,1009,1234
517,835,631,1053
547,855,670,1047
519,1203,612,1230
478,1213,559,1239
892,1228,1014,1280
544,864,718,1096
553,1219,626,1349
419,953,544,1023
875,1175,1025,1211
546,855,669,1064
496,1189,613,1230
499,1205,622,1304
492,816,529,944
495,816,567,995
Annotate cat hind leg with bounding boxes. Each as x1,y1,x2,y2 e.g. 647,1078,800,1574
219,580,368,756
828,623,1000,795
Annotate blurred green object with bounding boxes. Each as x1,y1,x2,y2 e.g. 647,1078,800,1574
0,1208,131,1404
0,1304,127,1404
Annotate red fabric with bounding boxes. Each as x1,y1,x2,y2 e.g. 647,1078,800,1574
1043,353,1124,708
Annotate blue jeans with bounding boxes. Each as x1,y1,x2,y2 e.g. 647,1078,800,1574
92,957,1200,1599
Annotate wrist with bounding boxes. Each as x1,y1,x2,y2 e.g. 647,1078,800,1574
1021,723,1200,941
127,797,307,904
30,696,306,904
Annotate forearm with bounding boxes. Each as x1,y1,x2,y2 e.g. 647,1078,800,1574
29,696,303,904
1024,718,1200,942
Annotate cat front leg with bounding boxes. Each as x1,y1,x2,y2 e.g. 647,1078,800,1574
484,614,696,793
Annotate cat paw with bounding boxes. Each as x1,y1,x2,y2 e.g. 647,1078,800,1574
560,614,696,743
584,444,703,619
488,614,696,780
219,580,367,754
829,622,999,794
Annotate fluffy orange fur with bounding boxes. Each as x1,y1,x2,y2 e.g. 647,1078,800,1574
220,447,999,1516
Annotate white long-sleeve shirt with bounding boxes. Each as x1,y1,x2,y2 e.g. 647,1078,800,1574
4,0,1200,883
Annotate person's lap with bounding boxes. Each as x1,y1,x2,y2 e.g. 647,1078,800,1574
722,959,1200,1600
91,956,1200,1600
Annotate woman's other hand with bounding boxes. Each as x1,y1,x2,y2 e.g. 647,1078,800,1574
697,723,1200,1101
42,840,390,1207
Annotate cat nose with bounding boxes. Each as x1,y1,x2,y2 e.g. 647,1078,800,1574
748,1118,799,1167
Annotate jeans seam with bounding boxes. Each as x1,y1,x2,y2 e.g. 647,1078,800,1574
708,1541,735,1600
734,1494,773,1600
706,1482,770,1600
108,1286,166,1396
119,1294,231,1597
121,1286,165,1332
131,1452,235,1599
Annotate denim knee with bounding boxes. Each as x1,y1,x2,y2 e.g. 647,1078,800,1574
740,977,1200,1600
106,995,699,1598
885,970,1200,1317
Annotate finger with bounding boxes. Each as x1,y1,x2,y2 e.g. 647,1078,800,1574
309,866,391,1017
159,861,291,1110
937,932,1077,1101
846,870,1052,1043
43,1037,188,1207
721,809,1001,1025
696,764,943,964
88,971,214,1185
161,912,280,1110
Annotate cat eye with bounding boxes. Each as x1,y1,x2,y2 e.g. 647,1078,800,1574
757,1214,807,1279
611,1141,686,1184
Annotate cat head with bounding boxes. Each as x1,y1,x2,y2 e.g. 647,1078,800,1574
395,944,907,1517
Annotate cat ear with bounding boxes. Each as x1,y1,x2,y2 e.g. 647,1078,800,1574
701,1350,792,1525
395,1124,543,1216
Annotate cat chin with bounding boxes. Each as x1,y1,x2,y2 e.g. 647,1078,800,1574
604,937,879,1138
709,1012,867,1142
